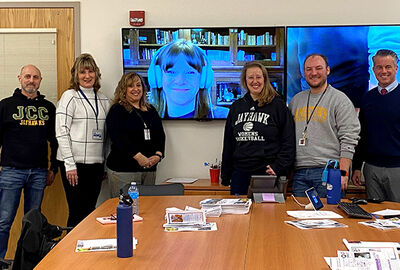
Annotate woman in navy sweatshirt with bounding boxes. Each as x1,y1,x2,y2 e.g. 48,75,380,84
221,61,295,195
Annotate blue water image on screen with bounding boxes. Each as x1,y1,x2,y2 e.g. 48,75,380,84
287,25,400,107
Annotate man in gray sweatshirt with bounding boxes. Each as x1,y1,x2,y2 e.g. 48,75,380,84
288,54,360,197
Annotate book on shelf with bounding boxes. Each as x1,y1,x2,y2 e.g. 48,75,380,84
238,30,274,46
140,48,157,60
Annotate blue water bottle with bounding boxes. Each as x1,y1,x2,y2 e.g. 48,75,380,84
324,160,341,205
116,194,133,258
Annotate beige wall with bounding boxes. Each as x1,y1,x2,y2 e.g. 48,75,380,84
2,0,400,183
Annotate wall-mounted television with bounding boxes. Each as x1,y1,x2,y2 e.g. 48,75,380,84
286,25,400,107
122,27,285,120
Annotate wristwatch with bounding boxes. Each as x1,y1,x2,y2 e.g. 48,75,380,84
155,153,163,161
340,170,349,177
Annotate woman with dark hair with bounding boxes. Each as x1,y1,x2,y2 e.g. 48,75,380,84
221,61,295,195
148,39,228,119
56,53,110,226
106,72,165,197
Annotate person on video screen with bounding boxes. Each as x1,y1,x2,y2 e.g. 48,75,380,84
147,40,229,119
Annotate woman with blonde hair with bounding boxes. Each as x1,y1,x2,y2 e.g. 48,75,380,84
221,61,295,195
106,72,165,196
56,53,110,226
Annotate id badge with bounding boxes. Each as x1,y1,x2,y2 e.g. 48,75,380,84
144,128,151,140
299,131,307,146
92,129,103,140
298,138,306,146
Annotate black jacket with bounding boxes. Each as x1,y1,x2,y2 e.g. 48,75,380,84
221,93,295,183
0,89,57,172
106,103,166,172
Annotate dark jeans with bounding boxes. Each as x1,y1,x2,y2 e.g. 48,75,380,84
292,167,326,197
0,167,47,258
59,162,104,227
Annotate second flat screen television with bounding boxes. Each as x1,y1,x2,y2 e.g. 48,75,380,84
122,27,285,120
286,25,400,107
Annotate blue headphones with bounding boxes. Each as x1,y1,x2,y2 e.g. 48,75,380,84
322,159,339,185
147,41,214,90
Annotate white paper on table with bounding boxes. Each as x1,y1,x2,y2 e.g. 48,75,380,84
75,238,137,252
372,209,400,216
286,210,343,219
324,256,400,270
343,239,400,260
163,222,217,232
343,238,400,249
166,178,198,183
285,219,347,229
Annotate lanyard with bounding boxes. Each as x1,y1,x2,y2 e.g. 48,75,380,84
132,107,148,129
302,86,328,139
79,89,99,129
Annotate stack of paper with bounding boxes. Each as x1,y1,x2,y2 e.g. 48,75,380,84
324,239,400,269
359,218,400,230
163,206,217,232
200,198,252,215
166,178,197,183
285,219,347,230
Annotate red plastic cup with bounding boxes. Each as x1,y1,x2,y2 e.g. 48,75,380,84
209,168,220,184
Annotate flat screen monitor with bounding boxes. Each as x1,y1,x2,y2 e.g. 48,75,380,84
286,25,400,107
122,27,285,120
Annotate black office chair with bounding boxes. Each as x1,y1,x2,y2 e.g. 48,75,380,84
12,209,71,270
120,183,184,196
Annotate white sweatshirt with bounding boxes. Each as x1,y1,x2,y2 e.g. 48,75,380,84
56,87,110,171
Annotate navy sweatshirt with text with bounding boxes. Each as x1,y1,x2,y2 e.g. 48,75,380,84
221,93,295,182
0,88,58,171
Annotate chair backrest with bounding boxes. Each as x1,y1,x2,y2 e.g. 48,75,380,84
12,209,63,270
121,183,185,196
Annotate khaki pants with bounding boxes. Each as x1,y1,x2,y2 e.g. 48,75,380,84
107,168,156,198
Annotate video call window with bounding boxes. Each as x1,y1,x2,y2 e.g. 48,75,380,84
122,27,285,120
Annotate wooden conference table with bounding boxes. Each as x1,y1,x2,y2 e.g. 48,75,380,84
35,196,400,270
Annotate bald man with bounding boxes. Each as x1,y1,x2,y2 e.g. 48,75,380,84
0,65,58,261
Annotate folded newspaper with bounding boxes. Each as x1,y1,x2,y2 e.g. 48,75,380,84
200,198,252,215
